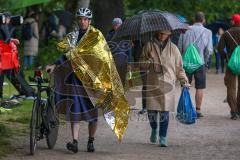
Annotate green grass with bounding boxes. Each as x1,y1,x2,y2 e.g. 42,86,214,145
0,123,13,157
0,100,33,158
4,100,33,124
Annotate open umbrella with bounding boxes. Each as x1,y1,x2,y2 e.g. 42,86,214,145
53,10,74,27
176,14,188,23
113,10,188,41
8,0,50,9
206,20,230,34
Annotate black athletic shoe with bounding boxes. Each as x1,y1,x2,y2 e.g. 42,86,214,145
231,112,238,120
87,137,95,152
66,139,78,153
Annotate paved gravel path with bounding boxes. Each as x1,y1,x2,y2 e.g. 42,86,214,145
4,73,240,160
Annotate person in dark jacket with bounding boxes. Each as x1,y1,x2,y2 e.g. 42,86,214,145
106,18,132,87
218,14,240,120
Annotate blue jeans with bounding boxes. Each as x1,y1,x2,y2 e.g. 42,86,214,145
24,55,34,68
140,71,147,110
215,52,225,73
147,111,169,137
207,55,212,70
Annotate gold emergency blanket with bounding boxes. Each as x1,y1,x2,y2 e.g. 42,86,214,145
57,26,130,141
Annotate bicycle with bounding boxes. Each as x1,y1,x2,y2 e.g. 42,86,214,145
29,75,59,155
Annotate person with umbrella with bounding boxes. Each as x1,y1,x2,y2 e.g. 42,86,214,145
140,30,189,147
113,11,189,116
113,10,189,146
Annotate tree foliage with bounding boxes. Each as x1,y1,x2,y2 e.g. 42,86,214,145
1,0,240,24
1,0,240,66
124,0,240,23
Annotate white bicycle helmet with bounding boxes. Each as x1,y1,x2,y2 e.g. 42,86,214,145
76,8,92,19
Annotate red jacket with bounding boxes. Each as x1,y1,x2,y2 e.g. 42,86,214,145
0,40,19,73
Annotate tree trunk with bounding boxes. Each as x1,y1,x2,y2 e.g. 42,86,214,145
65,0,90,13
77,0,90,8
92,0,124,35
64,0,78,12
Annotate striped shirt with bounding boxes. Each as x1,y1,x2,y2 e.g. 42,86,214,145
178,23,213,63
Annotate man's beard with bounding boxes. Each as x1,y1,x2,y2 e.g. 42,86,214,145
79,24,89,31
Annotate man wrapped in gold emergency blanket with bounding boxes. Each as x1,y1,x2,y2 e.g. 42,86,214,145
57,26,130,141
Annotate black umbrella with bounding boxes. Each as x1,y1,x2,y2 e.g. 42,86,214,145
206,20,230,34
113,10,188,41
53,10,74,27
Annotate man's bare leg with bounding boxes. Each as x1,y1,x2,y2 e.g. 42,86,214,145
66,122,80,153
89,121,97,138
196,89,203,118
87,121,98,152
71,122,80,140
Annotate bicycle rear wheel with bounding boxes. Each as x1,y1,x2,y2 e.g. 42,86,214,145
46,94,59,149
30,100,40,155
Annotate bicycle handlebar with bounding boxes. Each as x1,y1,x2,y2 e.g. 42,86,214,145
29,76,49,84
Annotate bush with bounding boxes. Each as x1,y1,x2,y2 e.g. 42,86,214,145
36,39,62,67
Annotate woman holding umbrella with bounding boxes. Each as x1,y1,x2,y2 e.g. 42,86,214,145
140,30,189,147
113,10,190,146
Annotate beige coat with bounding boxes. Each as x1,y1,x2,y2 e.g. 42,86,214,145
23,18,39,56
140,39,188,112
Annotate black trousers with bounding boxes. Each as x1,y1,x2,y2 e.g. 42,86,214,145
0,69,23,98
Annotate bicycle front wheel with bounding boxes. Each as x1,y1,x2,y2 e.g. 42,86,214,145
46,95,59,149
30,100,40,155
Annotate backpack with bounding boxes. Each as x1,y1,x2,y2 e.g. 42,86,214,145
182,43,204,74
182,30,205,74
226,31,240,75
22,22,34,40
